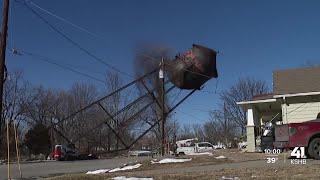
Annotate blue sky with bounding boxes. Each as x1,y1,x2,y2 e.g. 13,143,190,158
2,0,320,125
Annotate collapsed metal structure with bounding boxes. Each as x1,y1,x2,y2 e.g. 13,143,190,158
50,44,218,155
50,68,195,154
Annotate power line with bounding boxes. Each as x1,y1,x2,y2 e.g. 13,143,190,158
12,46,107,77
61,62,106,76
171,89,182,105
21,1,134,78
27,0,102,39
200,90,218,94
176,109,207,122
23,0,217,81
16,49,106,84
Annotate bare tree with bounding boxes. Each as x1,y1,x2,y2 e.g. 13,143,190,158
0,71,32,157
22,87,57,126
103,71,132,151
21,82,100,153
192,124,205,142
178,124,194,139
63,82,99,152
204,109,237,145
203,120,219,143
220,77,269,135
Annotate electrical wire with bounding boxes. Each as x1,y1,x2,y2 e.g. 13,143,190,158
17,49,106,84
287,102,308,114
200,90,217,94
27,0,102,39
23,0,217,80
22,1,134,78
60,62,106,76
171,89,182,105
15,1,220,143
176,109,207,122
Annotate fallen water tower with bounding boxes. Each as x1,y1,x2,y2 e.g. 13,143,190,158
167,44,218,89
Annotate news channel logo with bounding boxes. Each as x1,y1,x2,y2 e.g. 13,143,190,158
264,147,307,165
290,147,307,165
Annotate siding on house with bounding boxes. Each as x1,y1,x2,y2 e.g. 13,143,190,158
273,66,320,95
282,102,320,124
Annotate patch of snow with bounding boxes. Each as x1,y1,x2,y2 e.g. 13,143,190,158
109,163,142,172
112,176,153,180
186,152,213,156
129,150,152,156
86,169,110,174
86,163,142,174
151,158,192,164
215,155,227,159
221,176,240,180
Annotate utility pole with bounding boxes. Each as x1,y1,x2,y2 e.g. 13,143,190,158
0,0,9,154
173,120,177,156
223,102,228,147
159,58,166,156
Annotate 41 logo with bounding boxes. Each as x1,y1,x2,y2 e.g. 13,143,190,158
291,147,307,159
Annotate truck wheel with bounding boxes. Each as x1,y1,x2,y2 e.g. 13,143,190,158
308,138,320,159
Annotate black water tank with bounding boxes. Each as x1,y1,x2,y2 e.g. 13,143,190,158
168,44,218,89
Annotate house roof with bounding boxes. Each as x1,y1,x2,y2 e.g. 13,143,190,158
252,93,274,100
236,98,277,105
273,66,320,95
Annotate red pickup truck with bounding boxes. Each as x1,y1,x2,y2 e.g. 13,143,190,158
274,119,320,159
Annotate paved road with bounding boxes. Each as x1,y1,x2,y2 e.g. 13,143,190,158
0,157,151,180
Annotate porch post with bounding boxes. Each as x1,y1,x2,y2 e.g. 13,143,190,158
246,108,256,152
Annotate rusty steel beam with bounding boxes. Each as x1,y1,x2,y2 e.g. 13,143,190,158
53,68,158,127
92,88,198,154
97,102,128,148
126,89,197,149
168,89,197,114
52,126,72,144
118,85,175,129
71,82,170,143
140,80,162,109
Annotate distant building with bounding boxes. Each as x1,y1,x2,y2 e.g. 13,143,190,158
237,66,320,152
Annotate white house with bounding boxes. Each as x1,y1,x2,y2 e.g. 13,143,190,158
237,66,320,152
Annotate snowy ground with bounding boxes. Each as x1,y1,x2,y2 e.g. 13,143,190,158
151,158,192,164
185,152,213,156
36,149,320,179
86,163,142,174
215,155,227,159
112,176,153,180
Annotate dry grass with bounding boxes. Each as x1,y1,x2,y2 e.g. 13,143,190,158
46,150,316,180
47,165,320,180
134,155,232,171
